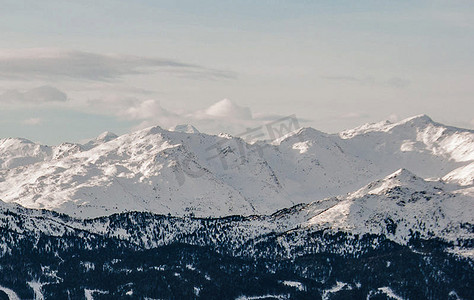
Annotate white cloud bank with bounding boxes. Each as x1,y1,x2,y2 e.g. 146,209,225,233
0,81,307,136
193,98,252,120
85,96,299,136
117,98,272,134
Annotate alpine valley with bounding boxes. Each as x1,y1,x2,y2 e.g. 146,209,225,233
0,115,472,299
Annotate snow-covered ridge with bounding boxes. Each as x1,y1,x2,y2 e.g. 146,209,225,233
0,131,118,169
443,162,474,186
0,169,471,255
0,137,52,169
305,169,474,244
0,115,472,219
82,131,118,150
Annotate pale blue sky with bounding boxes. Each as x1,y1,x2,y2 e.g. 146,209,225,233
1,0,473,144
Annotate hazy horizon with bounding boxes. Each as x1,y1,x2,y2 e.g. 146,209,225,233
1,1,473,144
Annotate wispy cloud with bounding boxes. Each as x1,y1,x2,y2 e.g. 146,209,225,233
322,75,410,88
322,75,372,83
0,48,236,81
0,85,68,104
22,117,43,125
385,77,410,88
338,111,370,120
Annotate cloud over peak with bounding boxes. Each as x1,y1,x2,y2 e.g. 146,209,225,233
98,97,294,136
201,98,252,120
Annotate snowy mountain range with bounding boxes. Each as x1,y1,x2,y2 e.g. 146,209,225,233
0,114,473,299
0,114,472,217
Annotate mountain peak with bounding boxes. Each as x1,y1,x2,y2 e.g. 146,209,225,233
339,120,392,138
350,168,440,198
340,114,438,139
395,114,434,127
379,168,431,189
388,168,418,180
296,127,326,136
96,131,118,142
82,131,119,150
0,137,36,145
273,127,323,144
140,125,166,136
